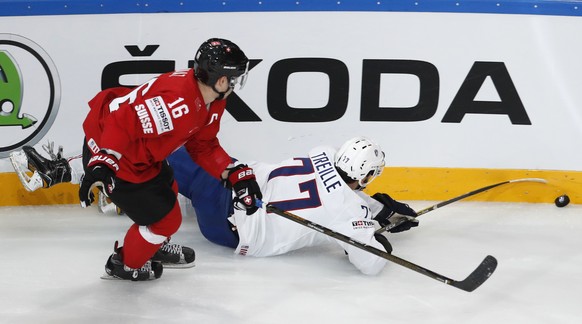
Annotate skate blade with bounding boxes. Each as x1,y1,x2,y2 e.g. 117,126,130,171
162,262,196,269
100,273,123,280
9,151,43,192
100,273,165,280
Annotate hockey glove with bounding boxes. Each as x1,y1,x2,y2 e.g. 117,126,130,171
79,151,119,208
372,193,418,233
384,215,419,233
225,164,262,215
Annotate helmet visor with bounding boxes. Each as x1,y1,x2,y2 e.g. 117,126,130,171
358,153,385,188
229,61,249,91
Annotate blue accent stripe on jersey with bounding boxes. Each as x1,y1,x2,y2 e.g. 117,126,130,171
268,180,322,212
1,0,581,17
268,158,314,181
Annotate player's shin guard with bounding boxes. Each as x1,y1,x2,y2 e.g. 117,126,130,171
151,197,195,267
122,224,167,269
121,199,183,269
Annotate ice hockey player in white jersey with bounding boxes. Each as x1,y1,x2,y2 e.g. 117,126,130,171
11,136,419,275
232,137,418,274
168,136,420,275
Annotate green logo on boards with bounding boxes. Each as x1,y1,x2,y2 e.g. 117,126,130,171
0,34,61,158
0,50,37,128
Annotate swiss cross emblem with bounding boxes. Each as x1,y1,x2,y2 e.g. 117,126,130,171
244,196,253,206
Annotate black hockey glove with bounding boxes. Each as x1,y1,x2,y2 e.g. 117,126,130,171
225,164,263,215
372,193,419,233
384,215,419,233
79,151,119,208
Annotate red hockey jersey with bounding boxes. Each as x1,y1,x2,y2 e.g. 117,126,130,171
82,69,231,183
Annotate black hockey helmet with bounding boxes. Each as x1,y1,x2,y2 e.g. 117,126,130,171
194,38,249,92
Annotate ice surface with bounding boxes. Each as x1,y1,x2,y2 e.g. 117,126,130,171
0,200,580,324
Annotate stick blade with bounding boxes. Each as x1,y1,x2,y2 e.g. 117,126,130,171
510,178,548,184
450,255,498,292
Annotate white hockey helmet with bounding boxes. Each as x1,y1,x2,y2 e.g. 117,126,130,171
335,136,385,188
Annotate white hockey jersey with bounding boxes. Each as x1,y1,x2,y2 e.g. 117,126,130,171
231,146,389,275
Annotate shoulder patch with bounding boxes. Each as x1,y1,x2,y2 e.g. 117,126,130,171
145,96,174,135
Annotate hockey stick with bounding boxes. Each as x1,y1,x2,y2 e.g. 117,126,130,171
262,202,497,292
375,178,547,234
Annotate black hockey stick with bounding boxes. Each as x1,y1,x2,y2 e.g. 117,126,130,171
375,177,547,234
263,203,497,292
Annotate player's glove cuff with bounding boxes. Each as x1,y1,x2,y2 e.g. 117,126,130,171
225,164,263,215
79,151,119,208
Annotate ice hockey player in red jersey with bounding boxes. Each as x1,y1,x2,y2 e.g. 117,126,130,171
78,38,262,280
10,136,418,275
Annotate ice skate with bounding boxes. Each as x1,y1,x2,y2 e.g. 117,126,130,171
152,239,196,269
9,141,71,192
102,242,163,281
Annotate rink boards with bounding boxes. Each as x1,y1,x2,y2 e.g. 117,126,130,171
1,167,578,206
0,1,581,205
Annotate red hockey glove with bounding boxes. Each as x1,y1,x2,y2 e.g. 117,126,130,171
79,151,119,208
225,164,262,215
